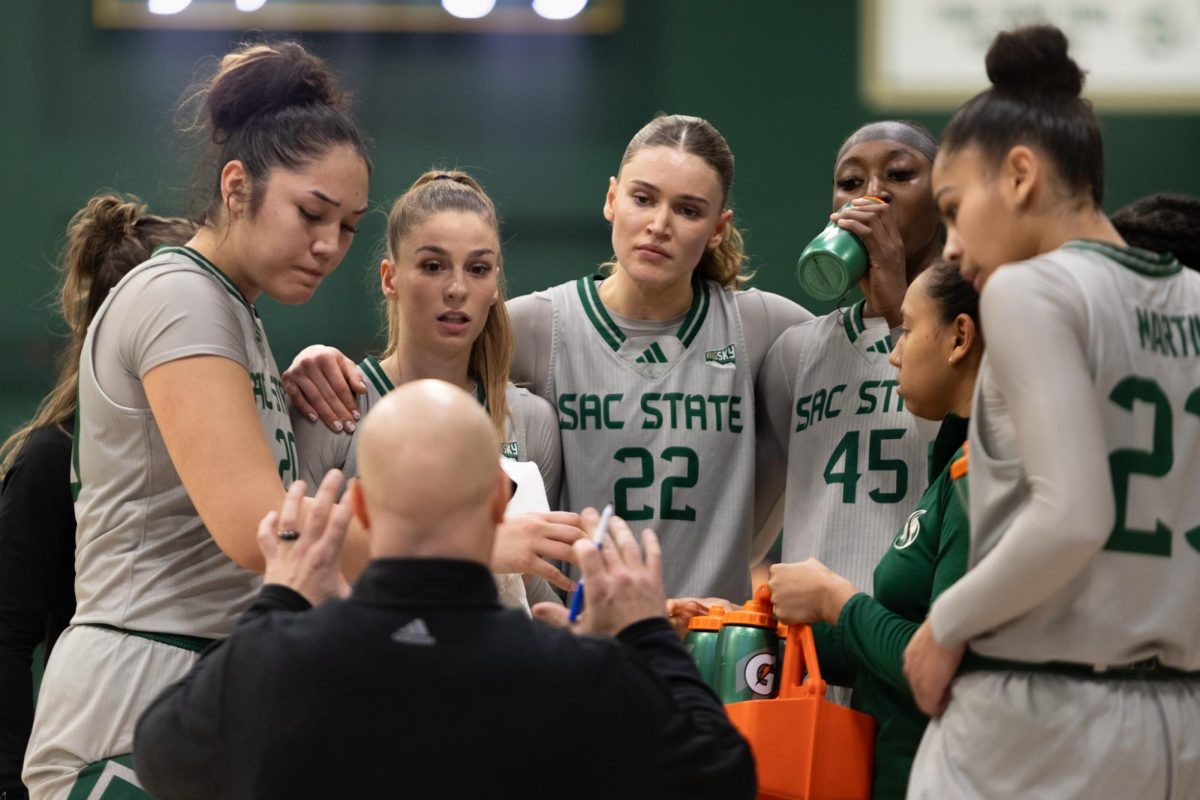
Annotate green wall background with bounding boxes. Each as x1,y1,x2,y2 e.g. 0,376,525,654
3,1,1198,435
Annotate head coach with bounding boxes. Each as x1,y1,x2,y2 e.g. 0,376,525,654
133,379,754,799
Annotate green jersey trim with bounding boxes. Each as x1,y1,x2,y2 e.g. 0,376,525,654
577,277,625,351
1063,239,1182,278
841,299,868,345
83,622,215,653
154,245,255,312
576,275,711,353
360,355,489,411
359,356,395,397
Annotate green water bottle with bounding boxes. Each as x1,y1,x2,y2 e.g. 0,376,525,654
796,196,885,301
684,605,726,686
714,586,778,703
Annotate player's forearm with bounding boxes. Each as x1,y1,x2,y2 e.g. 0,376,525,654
930,489,1112,647
838,593,919,695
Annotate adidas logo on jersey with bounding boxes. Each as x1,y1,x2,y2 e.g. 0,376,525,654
500,441,519,460
391,617,436,646
635,342,669,364
705,343,736,367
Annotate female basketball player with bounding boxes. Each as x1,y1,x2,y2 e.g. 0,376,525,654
23,42,371,798
292,170,577,605
757,120,943,597
0,195,193,799
903,25,1200,798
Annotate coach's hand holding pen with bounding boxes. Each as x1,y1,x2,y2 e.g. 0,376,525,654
567,504,614,623
530,506,667,637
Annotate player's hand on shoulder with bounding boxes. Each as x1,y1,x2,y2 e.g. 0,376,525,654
282,345,364,433
492,511,585,592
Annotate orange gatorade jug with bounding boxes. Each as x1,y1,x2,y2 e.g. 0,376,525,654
724,621,875,799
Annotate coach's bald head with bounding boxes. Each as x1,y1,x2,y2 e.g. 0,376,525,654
352,379,508,562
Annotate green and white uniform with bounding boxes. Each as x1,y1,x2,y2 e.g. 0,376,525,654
759,299,933,595
24,246,293,798
910,243,1200,799
510,276,804,601
291,355,562,609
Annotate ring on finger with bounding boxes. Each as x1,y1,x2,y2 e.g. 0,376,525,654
278,529,301,542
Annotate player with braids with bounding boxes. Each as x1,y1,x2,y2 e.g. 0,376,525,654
903,25,1200,798
286,114,813,603
23,42,371,798
0,195,193,800
292,169,577,608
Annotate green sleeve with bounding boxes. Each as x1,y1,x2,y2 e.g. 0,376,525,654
929,480,971,604
809,621,859,687
834,485,972,697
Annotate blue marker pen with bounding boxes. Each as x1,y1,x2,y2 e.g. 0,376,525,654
567,504,614,623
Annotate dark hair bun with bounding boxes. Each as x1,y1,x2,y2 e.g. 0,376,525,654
985,25,1085,98
207,42,349,142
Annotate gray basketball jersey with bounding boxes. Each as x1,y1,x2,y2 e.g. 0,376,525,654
293,355,548,488
547,276,756,600
966,242,1200,668
71,246,290,638
780,300,930,593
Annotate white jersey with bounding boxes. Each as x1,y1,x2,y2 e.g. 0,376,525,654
932,241,1200,669
759,299,932,594
543,275,757,600
292,355,561,502
70,245,285,638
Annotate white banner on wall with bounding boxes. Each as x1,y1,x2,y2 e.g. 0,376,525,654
861,0,1200,111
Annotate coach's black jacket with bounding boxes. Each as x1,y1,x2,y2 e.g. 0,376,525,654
133,558,755,800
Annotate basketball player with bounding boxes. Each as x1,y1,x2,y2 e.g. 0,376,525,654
505,115,812,602
292,170,576,606
903,25,1200,798
758,120,943,596
22,42,371,799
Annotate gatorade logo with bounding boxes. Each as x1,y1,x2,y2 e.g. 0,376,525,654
894,509,926,550
705,343,736,367
742,651,776,697
500,441,519,460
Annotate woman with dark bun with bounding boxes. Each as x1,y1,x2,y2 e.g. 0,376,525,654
0,195,193,800
23,42,370,797
758,120,942,609
903,25,1200,797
